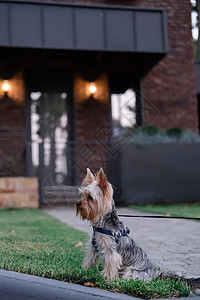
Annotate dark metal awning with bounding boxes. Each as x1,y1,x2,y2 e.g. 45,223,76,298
0,0,168,54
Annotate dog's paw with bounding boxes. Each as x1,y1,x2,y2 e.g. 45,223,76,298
82,258,98,269
101,271,110,280
101,270,117,281
82,262,90,269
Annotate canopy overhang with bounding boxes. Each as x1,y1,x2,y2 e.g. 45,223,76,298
0,0,168,54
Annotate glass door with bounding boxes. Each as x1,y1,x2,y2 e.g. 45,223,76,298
26,71,75,204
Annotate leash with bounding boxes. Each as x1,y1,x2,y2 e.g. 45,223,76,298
118,214,200,221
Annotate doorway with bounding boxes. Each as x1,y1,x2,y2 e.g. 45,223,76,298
26,71,75,204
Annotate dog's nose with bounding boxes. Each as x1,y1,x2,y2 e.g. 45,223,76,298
76,201,81,207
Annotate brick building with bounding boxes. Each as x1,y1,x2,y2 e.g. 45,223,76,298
0,0,198,205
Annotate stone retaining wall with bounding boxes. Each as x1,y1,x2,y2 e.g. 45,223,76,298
0,177,39,208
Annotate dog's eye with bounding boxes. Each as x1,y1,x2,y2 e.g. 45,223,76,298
88,194,93,200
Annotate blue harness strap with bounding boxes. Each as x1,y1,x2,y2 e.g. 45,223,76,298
92,226,130,252
92,237,99,252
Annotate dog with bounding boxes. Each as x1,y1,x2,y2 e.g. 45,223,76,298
76,168,200,289
76,167,158,280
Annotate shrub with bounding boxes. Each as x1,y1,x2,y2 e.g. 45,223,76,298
140,125,160,136
166,127,183,138
128,126,200,144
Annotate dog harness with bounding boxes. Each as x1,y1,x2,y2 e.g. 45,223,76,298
92,226,130,253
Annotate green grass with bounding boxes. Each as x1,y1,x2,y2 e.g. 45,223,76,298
0,209,191,298
129,203,200,219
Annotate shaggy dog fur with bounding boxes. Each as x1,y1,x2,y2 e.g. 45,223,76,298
76,168,200,290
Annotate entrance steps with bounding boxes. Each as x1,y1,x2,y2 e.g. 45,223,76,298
42,186,80,206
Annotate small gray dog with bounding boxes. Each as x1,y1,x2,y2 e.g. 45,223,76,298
76,168,200,289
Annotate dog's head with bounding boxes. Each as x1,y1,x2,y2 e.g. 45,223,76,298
76,168,113,223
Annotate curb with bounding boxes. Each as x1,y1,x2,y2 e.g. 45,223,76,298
0,269,200,300
0,269,134,300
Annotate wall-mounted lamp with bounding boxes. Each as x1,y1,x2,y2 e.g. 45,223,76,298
89,83,96,99
2,80,10,96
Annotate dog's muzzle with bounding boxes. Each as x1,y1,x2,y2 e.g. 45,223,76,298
76,201,81,207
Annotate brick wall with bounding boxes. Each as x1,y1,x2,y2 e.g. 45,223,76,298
138,0,198,131
0,73,25,174
0,102,24,174
0,177,39,208
74,73,110,183
44,0,198,132
74,73,109,140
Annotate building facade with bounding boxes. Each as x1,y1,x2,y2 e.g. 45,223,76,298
0,0,198,205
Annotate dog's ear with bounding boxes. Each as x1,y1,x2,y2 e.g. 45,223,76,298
96,168,108,193
81,168,95,186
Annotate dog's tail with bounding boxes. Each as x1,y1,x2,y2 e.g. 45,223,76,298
183,277,200,289
159,271,200,291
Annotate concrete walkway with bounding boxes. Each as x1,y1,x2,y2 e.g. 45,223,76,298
43,205,200,279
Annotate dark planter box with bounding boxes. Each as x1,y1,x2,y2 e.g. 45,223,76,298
120,143,200,205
